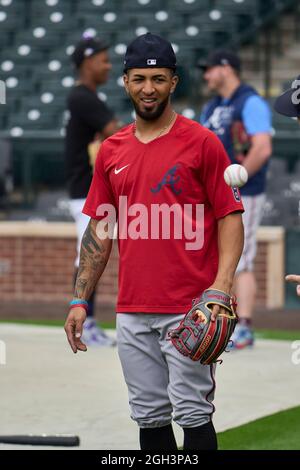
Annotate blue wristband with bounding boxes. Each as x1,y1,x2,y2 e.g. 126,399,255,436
69,299,89,307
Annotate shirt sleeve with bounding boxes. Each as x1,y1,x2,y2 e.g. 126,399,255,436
82,143,116,220
242,95,272,135
201,131,244,219
71,91,115,133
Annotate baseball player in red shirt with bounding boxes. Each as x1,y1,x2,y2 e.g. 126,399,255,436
65,33,244,450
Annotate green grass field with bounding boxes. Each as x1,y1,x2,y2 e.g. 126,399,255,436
218,406,300,450
0,318,116,329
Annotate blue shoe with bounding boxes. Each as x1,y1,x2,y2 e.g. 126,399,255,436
229,324,254,350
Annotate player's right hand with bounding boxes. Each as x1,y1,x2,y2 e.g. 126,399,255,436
64,308,87,353
285,274,300,297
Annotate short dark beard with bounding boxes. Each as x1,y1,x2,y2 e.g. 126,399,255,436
130,95,170,121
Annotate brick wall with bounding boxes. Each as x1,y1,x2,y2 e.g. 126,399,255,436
0,223,284,310
254,242,268,307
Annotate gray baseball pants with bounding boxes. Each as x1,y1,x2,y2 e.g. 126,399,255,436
116,313,216,429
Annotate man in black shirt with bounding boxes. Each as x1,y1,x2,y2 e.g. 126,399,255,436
65,36,118,346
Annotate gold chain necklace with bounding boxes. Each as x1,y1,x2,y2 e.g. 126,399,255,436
133,111,177,141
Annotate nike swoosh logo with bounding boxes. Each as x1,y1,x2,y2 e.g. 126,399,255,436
114,164,130,175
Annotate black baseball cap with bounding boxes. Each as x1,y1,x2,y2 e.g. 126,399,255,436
197,49,241,72
274,75,300,118
123,32,176,73
71,36,109,69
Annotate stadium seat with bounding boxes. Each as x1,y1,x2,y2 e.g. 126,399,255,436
4,74,35,98
0,8,24,31
14,27,63,51
30,10,77,33
132,11,184,34
186,11,238,48
45,44,77,65
38,78,74,101
8,109,57,131
167,30,213,56
32,62,73,84
120,0,163,12
76,0,118,14
0,0,25,14
20,94,64,115
0,60,29,80
30,0,74,18
1,46,45,65
77,11,131,34
170,0,211,14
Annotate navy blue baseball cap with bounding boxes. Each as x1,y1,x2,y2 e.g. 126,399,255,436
274,75,300,118
123,32,177,73
71,36,109,69
197,49,241,72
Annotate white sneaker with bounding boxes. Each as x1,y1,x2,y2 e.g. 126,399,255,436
82,318,116,347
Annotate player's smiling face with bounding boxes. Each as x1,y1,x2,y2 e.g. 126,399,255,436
123,68,178,120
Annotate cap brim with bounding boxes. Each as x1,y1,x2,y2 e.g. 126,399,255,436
196,61,209,70
274,88,300,117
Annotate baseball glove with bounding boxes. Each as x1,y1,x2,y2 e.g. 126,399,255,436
168,289,238,365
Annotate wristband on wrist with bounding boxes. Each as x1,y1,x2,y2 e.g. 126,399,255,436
70,299,88,307
69,299,89,312
69,303,88,312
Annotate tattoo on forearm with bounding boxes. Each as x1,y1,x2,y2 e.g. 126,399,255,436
74,220,110,300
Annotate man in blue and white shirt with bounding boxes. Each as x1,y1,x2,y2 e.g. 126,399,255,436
199,50,272,349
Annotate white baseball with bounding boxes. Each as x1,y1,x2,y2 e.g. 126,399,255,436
224,164,248,188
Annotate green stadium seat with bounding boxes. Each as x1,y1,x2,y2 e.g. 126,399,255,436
76,0,117,14
32,62,73,84
215,0,257,38
1,46,45,65
186,11,238,47
114,30,142,47
78,12,131,34
132,11,184,34
169,0,211,14
120,0,163,11
0,60,29,80
0,9,24,31
4,75,35,100
45,45,76,65
14,28,63,51
167,30,213,55
20,95,64,118
0,0,24,12
38,77,74,98
8,109,57,131
0,30,14,47
30,10,77,33
30,0,74,18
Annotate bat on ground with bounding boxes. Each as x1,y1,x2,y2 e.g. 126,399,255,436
0,434,80,446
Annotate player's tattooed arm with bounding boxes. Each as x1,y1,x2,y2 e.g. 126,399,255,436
74,218,112,300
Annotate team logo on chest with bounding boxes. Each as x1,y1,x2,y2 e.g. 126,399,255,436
204,106,234,136
150,164,182,195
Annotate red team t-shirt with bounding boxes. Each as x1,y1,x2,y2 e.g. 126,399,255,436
83,114,244,313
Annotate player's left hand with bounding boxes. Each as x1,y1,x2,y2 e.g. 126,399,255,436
206,281,233,322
